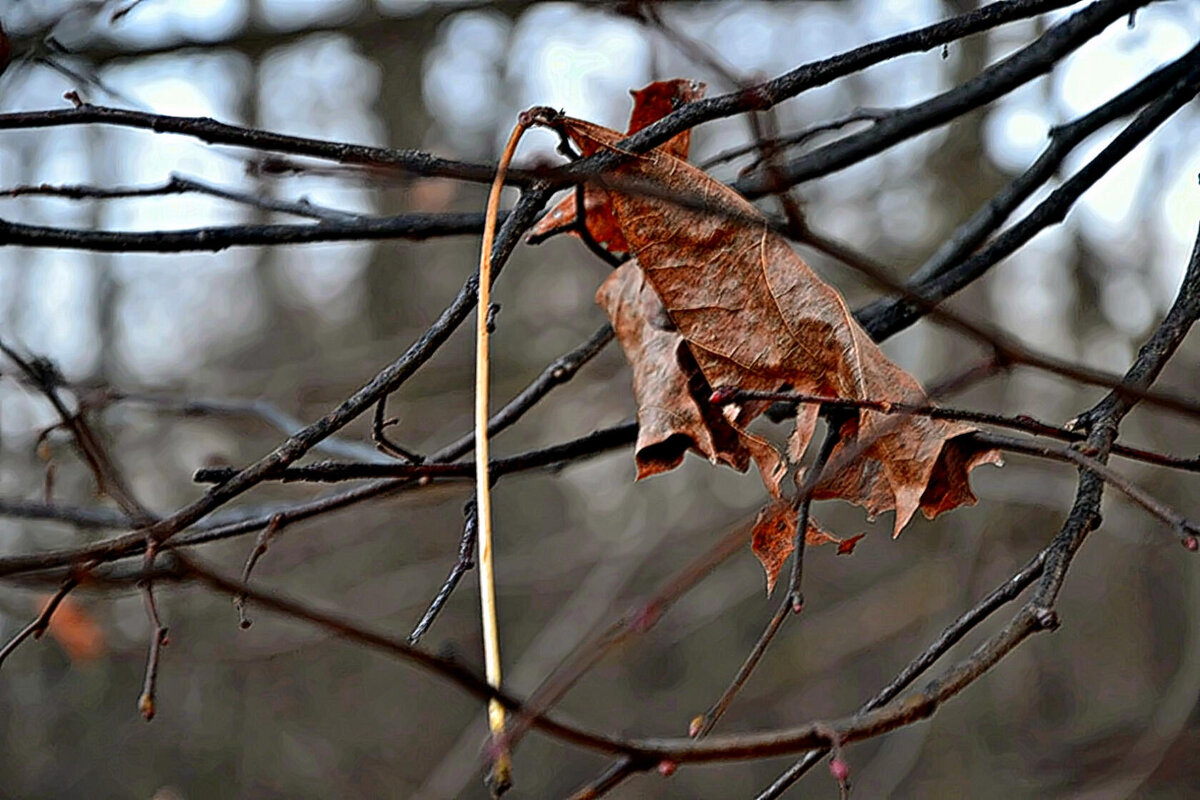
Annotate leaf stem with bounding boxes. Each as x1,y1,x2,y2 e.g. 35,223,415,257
476,114,532,796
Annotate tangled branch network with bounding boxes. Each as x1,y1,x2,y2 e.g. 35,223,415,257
1,1,1199,797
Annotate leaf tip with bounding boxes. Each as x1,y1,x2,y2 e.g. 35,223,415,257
836,533,866,555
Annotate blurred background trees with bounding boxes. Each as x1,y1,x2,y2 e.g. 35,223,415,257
1,1,1199,797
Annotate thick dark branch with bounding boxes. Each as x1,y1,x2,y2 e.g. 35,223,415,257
1032,223,1200,610
0,211,491,253
191,421,637,485
0,103,508,186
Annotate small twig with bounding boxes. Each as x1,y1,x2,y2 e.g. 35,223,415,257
0,576,80,668
787,411,847,613
475,112,534,797
815,725,852,799
0,499,130,530
438,323,615,462
234,513,286,629
692,412,846,739
137,543,168,721
721,387,1200,473
409,500,479,645
0,173,362,222
565,755,648,800
0,340,152,522
525,127,627,268
692,596,791,740
976,431,1200,544
700,108,892,171
42,461,56,505
371,396,424,463
108,391,384,462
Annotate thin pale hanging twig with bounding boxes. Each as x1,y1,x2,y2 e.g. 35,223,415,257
474,111,535,797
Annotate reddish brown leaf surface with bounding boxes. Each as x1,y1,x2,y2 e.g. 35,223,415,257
526,79,706,254
597,263,752,478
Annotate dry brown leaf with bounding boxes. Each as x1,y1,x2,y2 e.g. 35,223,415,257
526,78,706,253
546,113,999,537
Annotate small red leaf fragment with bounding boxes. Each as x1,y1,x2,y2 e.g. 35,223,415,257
1184,535,1198,552
709,386,738,405
657,760,677,777
836,533,867,555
